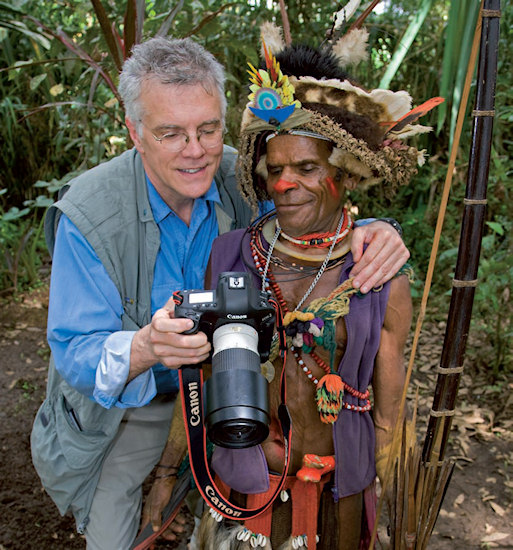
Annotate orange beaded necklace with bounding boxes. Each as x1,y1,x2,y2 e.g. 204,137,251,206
249,211,371,423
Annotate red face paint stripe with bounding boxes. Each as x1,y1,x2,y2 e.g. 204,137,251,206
325,177,340,200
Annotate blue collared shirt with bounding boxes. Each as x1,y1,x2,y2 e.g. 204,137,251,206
47,177,221,409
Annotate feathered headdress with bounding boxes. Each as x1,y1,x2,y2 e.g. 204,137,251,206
237,20,443,213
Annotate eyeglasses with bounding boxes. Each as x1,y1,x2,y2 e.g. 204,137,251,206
144,123,225,153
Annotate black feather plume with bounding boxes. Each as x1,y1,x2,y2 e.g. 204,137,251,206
274,44,351,81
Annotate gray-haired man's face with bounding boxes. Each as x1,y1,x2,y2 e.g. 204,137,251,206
127,80,224,221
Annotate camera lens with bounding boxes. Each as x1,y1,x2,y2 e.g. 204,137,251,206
209,419,262,447
211,323,259,354
204,324,270,449
222,421,257,439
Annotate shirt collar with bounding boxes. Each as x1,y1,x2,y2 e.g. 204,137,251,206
145,174,221,224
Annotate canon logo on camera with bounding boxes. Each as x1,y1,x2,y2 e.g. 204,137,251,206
226,313,247,319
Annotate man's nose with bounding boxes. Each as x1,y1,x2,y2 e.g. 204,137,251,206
182,134,205,156
273,179,299,194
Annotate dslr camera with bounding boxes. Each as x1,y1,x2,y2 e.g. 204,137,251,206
174,272,275,449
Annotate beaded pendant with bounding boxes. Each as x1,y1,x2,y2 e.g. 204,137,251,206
315,373,345,424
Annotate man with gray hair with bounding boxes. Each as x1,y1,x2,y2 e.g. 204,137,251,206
30,36,408,549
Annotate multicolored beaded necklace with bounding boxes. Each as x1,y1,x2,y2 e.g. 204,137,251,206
249,213,348,281
249,211,371,423
275,212,352,249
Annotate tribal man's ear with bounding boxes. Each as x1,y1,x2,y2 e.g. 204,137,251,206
344,174,362,191
334,167,360,191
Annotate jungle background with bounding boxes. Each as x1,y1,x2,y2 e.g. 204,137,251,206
0,0,511,548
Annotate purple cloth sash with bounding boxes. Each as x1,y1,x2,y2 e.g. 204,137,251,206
209,229,390,498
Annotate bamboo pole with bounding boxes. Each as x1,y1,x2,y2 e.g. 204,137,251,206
422,0,501,465
369,13,483,546
369,3,500,548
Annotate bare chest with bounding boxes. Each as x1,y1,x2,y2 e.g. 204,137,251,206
263,266,349,471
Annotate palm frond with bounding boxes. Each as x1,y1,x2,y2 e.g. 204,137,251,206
378,0,434,90
437,0,481,145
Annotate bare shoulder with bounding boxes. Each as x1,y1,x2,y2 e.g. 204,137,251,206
383,274,413,337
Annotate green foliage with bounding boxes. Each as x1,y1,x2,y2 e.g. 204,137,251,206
473,220,512,376
0,0,127,206
0,190,51,293
436,0,480,146
378,0,434,90
470,144,513,377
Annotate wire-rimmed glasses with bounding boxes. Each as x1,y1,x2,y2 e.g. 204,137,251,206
144,122,225,153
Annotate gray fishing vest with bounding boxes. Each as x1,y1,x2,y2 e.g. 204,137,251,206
31,146,253,533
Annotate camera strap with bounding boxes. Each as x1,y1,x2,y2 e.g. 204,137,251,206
179,360,292,520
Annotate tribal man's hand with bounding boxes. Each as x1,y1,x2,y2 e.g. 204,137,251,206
140,476,187,541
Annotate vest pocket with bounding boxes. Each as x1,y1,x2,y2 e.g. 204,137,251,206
31,389,122,515
55,392,111,469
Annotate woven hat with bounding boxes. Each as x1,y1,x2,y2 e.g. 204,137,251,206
237,22,443,213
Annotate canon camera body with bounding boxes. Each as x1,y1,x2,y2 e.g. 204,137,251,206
174,272,275,449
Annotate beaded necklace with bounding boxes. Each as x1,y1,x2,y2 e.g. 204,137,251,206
249,211,371,423
276,208,352,249
261,210,345,310
249,214,347,279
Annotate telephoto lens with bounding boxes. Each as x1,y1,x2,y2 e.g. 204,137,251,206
204,323,270,448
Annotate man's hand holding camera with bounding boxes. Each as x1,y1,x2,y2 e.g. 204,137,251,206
129,296,212,381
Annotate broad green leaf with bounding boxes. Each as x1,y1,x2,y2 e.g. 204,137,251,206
486,221,505,236
378,0,433,90
24,195,54,208
2,207,30,221
2,20,51,49
437,0,462,131
29,73,47,91
439,247,459,262
437,0,480,144
13,59,33,68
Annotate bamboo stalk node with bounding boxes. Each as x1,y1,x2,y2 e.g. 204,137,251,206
481,9,501,17
472,109,495,117
463,198,488,205
435,365,464,374
452,279,478,288
429,409,455,418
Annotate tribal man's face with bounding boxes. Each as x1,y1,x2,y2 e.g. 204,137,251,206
265,135,345,237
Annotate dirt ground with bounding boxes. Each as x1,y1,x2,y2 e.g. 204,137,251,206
0,286,512,550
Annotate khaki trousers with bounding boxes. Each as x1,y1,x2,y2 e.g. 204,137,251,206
85,394,176,550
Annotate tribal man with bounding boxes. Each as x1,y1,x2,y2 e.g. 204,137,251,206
148,25,439,550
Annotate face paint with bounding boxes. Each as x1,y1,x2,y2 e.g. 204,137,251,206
325,176,340,200
273,179,299,194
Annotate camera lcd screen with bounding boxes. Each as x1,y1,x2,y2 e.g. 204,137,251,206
189,291,214,304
